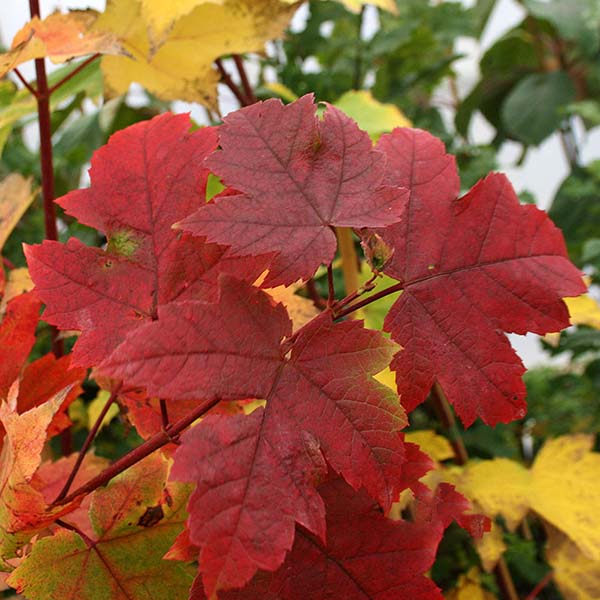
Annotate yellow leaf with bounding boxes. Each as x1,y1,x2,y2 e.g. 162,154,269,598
454,435,600,561
453,458,531,531
405,430,454,462
98,0,297,107
475,521,506,572
265,284,319,332
445,567,495,600
335,90,411,141
263,82,299,103
0,175,36,253
0,268,34,315
546,525,600,600
86,390,120,431
333,0,398,14
530,435,600,560
0,11,125,78
566,294,600,329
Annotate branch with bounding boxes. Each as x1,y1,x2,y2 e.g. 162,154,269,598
332,280,404,320
53,396,222,507
12,68,38,97
55,382,123,503
232,54,257,104
215,58,249,107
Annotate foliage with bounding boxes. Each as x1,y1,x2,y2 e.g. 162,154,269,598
0,0,599,599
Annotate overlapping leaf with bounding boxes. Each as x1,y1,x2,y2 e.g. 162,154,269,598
190,477,479,600
178,94,407,286
7,454,195,599
100,276,409,595
98,0,297,106
371,128,585,426
0,10,125,78
0,175,36,253
26,113,266,367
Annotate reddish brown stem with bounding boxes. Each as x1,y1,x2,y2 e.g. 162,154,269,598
56,519,94,548
327,263,335,307
333,281,404,319
13,68,38,97
54,396,222,507
47,53,101,96
2,256,16,270
233,54,257,104
525,571,553,600
55,382,123,503
332,272,378,313
159,398,170,429
305,278,327,310
215,58,249,106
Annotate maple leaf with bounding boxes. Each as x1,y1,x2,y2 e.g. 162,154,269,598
7,454,195,599
445,567,496,600
177,94,407,286
100,276,408,595
190,477,476,600
452,434,600,560
0,10,125,78
0,390,84,564
26,113,266,367
0,174,36,254
370,128,586,426
0,292,40,400
97,0,297,107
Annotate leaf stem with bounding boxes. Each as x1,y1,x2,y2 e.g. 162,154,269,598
159,398,170,430
232,54,256,104
332,280,404,320
56,519,94,548
54,381,123,503
54,396,222,507
2,256,16,270
47,53,101,96
524,571,553,600
215,58,249,107
327,263,335,307
12,68,38,97
429,385,519,600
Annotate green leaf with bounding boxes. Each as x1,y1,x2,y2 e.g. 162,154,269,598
501,71,576,145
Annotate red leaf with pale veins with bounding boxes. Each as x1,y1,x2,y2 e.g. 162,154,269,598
177,94,407,286
25,113,266,366
100,277,408,595
0,292,40,399
190,478,480,600
372,128,586,426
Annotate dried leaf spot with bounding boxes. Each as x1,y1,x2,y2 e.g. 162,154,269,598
107,229,141,258
137,504,164,528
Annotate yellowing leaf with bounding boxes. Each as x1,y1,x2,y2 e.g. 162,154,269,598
335,90,411,141
98,0,296,107
475,521,506,573
265,284,319,332
454,435,600,561
86,390,119,431
0,11,125,78
453,458,531,530
8,454,195,598
566,293,600,329
332,0,397,14
0,175,36,253
546,525,600,600
406,430,454,462
445,567,496,600
264,81,299,102
0,269,34,316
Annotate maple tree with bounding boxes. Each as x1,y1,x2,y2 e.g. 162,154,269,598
0,1,598,598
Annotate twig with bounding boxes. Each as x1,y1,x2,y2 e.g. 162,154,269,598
47,53,101,96
2,256,16,270
233,54,257,104
305,278,327,310
54,382,123,502
13,68,38,97
327,263,335,307
333,281,404,320
525,571,553,600
159,399,170,430
215,58,248,107
54,396,222,507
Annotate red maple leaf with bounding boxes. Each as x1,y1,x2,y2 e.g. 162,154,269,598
177,94,407,286
25,113,266,366
0,292,40,399
370,128,585,426
100,276,409,595
189,477,480,600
